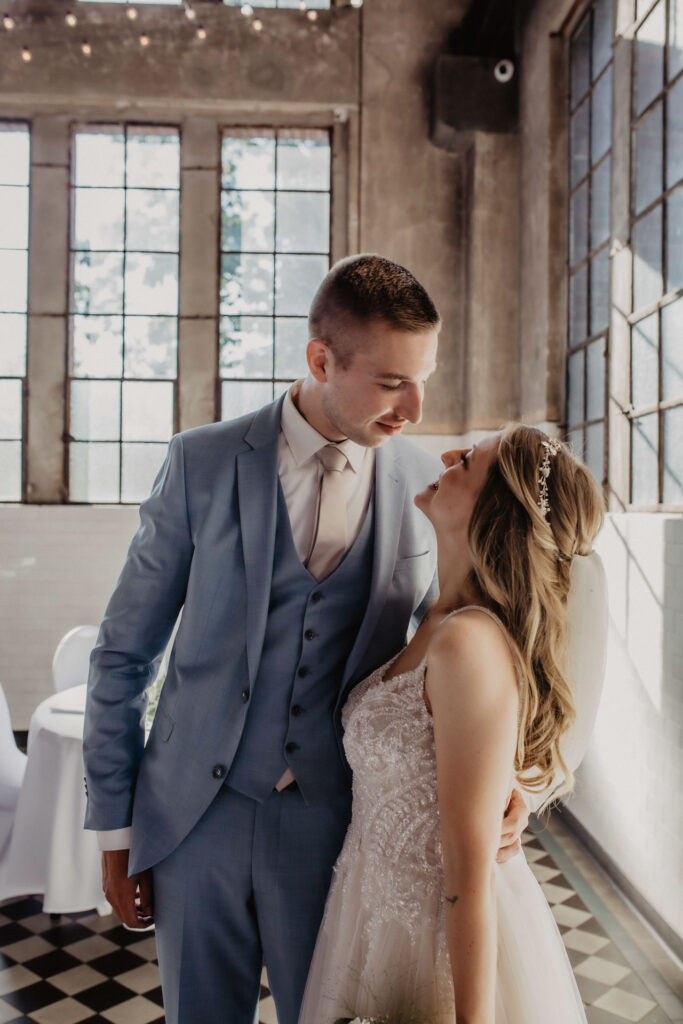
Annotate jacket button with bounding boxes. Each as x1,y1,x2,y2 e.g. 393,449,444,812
297,666,309,678
291,704,302,716
212,764,226,779
285,741,298,754
241,688,250,703
311,591,322,603
304,629,315,641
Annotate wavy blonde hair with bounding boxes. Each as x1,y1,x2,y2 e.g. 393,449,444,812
467,424,604,799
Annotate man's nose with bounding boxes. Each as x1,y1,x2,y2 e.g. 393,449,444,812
396,383,423,424
441,449,458,467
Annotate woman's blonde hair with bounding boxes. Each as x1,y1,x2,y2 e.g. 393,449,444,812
467,424,605,799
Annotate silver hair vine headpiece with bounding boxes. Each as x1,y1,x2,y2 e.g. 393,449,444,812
537,439,562,520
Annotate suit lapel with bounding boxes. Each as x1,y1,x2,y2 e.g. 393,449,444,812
236,398,283,685
341,442,406,688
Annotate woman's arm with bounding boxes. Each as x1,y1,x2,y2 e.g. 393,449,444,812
427,610,519,1024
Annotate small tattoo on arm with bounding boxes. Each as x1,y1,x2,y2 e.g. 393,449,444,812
445,894,458,905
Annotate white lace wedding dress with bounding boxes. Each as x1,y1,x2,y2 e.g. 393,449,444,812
298,607,587,1024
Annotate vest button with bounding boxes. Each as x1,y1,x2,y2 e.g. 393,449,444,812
291,704,302,716
285,741,298,754
304,629,315,641
241,688,250,703
297,666,309,678
311,592,322,603
212,764,226,779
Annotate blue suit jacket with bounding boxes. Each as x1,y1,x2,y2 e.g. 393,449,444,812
83,396,440,874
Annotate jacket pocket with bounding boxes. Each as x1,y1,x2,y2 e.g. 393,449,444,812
150,704,175,742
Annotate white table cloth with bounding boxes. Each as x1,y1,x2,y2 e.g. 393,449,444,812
0,683,110,914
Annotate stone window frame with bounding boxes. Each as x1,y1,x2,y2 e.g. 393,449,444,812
9,107,355,504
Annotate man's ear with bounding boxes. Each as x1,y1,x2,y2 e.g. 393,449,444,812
307,338,332,383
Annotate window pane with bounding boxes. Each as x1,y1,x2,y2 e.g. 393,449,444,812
71,315,123,378
124,253,178,315
72,188,125,251
567,428,585,461
219,316,273,378
72,252,124,314
634,2,665,116
126,131,180,189
221,191,275,253
275,255,328,316
631,313,659,408
126,190,180,253
571,15,591,109
585,420,605,485
591,66,612,165
69,442,120,502
0,441,21,501
669,0,683,80
570,181,589,267
74,131,125,188
0,379,22,439
633,101,663,214
571,100,590,188
221,380,273,420
124,316,177,379
121,442,167,504
667,76,683,190
122,381,173,441
631,413,659,504
0,129,30,186
633,204,663,310
592,0,614,78
276,134,330,191
663,405,683,502
662,298,683,402
666,188,683,293
70,380,121,440
570,265,588,347
568,348,585,426
0,313,27,376
276,192,329,253
275,318,309,379
590,247,610,335
220,254,274,315
0,185,29,249
222,135,275,191
0,250,27,313
591,157,611,248
586,337,606,421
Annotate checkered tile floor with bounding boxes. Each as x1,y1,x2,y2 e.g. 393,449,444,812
0,823,680,1023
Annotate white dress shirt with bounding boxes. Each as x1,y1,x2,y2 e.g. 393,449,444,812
97,383,376,851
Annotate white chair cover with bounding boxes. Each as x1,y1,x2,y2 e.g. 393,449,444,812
0,680,27,854
52,625,99,693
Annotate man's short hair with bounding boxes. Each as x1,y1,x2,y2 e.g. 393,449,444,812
308,254,441,367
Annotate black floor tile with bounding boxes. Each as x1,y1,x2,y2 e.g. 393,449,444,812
22,947,84,978
145,985,164,1006
3,980,68,1013
39,921,96,946
88,947,148,978
77,978,143,1012
99,923,158,947
0,897,43,920
0,922,32,945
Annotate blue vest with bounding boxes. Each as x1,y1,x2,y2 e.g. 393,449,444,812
227,483,374,805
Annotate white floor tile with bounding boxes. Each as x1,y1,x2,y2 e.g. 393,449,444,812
258,995,278,1024
541,881,575,904
0,963,40,995
575,955,633,987
562,928,611,955
552,903,593,929
100,995,163,1024
0,934,54,963
30,996,93,1024
116,962,162,994
63,935,118,962
50,964,107,996
593,987,657,1021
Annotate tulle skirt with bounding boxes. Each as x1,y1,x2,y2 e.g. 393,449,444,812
298,848,587,1024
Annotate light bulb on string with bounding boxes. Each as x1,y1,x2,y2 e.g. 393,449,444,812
184,5,197,20
3,14,15,30
350,0,363,7
139,32,150,46
307,9,318,20
81,40,92,56
252,17,263,31
195,25,206,39
241,4,254,16
21,46,31,62
65,11,78,26
126,6,138,20
299,0,307,9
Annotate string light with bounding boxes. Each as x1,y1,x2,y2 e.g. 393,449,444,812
350,0,363,6
21,45,31,61
241,4,254,16
139,32,150,46
126,6,138,20
184,5,197,20
65,11,78,27
252,17,263,31
299,0,307,9
81,40,92,55
195,25,206,39
3,14,15,30
307,9,318,20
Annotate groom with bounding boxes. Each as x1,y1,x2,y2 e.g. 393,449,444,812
83,254,528,1024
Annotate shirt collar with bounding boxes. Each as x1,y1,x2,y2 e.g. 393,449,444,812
281,382,366,474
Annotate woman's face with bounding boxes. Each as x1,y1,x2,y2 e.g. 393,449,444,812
414,431,502,536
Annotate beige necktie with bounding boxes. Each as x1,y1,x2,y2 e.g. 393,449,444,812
306,444,349,582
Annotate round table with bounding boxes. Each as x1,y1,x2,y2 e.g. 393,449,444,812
0,683,110,914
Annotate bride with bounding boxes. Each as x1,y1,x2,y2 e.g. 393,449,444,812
298,424,604,1024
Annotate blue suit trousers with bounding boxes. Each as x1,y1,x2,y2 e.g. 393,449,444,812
152,783,352,1024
